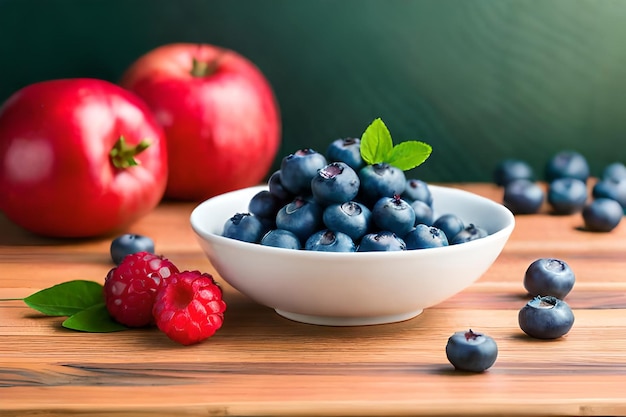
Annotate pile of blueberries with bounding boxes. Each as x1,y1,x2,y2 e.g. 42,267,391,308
495,150,625,231
222,138,486,252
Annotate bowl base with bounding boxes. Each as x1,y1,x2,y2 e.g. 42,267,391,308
274,309,424,326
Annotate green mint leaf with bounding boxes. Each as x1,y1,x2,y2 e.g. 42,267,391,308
360,118,394,165
23,280,104,316
62,303,128,332
385,140,433,171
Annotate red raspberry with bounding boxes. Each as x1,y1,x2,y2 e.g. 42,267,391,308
152,271,226,345
103,251,179,327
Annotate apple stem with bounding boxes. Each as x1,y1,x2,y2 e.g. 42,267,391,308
190,52,225,77
110,136,151,169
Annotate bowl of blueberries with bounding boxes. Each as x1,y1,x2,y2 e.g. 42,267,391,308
191,128,515,326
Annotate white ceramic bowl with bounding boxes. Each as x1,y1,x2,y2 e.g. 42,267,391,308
190,185,515,326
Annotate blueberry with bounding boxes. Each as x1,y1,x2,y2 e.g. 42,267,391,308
544,150,590,183
602,162,626,182
450,223,488,244
357,231,407,252
409,200,434,226
275,196,324,243
358,163,407,206
547,177,587,215
222,213,265,243
305,229,356,252
311,162,360,206
248,190,282,220
445,329,498,373
582,198,623,232
503,179,545,215
433,214,465,241
518,295,575,339
523,258,575,299
323,201,372,241
404,224,449,250
493,158,534,186
260,229,302,250
279,149,328,195
268,170,293,202
110,234,155,265
592,178,626,210
401,179,433,206
372,195,416,237
325,137,365,171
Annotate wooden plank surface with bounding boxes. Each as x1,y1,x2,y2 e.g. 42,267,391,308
2,183,626,416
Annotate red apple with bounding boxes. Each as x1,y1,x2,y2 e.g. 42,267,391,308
120,43,281,201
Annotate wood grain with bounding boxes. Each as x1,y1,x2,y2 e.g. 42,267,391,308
1,183,626,416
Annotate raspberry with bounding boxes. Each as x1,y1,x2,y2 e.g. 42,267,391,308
103,251,179,327
152,271,226,345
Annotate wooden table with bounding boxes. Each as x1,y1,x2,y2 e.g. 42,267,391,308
2,183,626,416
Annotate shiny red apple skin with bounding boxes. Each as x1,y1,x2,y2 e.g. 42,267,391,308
121,43,281,201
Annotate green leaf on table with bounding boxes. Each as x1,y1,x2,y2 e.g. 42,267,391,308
23,280,104,316
385,140,432,171
62,303,128,333
360,118,394,165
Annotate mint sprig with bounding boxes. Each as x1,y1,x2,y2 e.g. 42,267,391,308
360,118,432,171
21,280,128,333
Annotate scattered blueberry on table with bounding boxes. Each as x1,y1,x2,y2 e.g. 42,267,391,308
523,258,575,299
601,162,626,182
502,179,545,215
518,296,575,339
547,177,588,215
544,150,590,184
592,178,626,211
582,198,623,232
445,329,498,373
110,234,155,265
493,158,535,187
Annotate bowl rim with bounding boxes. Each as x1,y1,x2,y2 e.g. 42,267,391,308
190,184,516,259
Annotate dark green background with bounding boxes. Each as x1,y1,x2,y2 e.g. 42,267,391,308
2,0,625,182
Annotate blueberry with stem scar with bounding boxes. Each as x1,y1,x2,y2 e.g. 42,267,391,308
518,295,575,339
445,329,498,373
